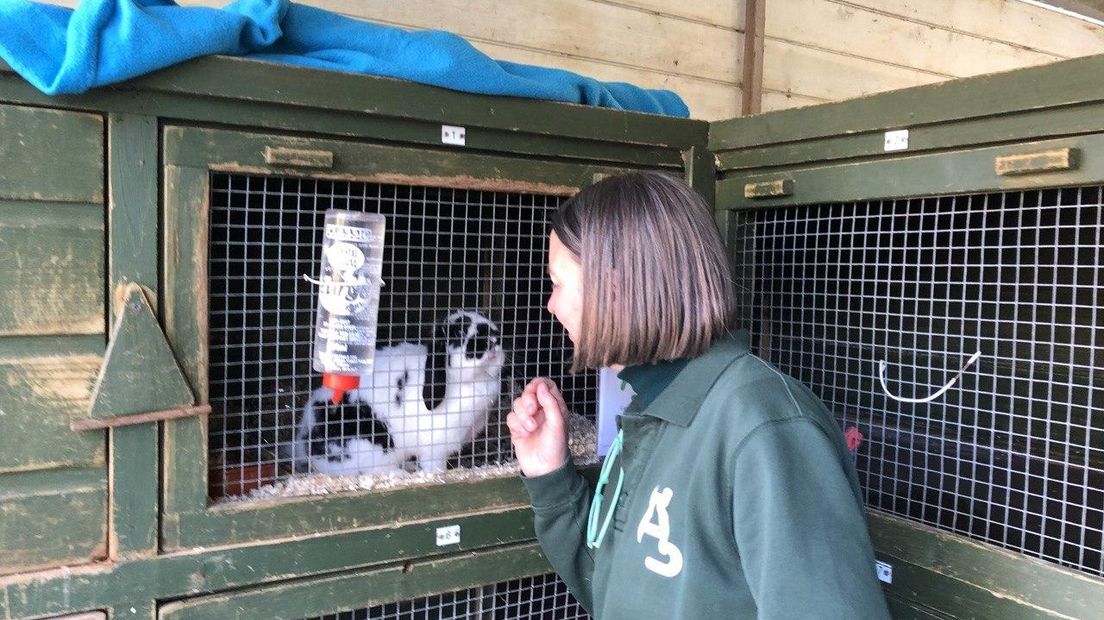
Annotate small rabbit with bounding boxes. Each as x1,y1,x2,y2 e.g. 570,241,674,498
293,310,505,475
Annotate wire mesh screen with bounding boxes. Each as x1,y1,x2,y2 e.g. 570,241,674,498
306,572,588,620
206,173,596,499
306,573,587,617
730,186,1104,577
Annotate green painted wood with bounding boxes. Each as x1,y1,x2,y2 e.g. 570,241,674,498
54,612,109,620
110,424,159,558
710,53,1104,151
166,476,532,549
0,466,107,575
164,126,649,195
1,509,538,619
0,335,106,472
0,104,104,203
106,113,161,559
109,604,153,620
884,593,954,620
108,114,159,312
0,201,105,337
715,99,1104,173
159,544,550,620
115,56,704,149
683,145,715,210
718,133,1104,211
86,286,195,422
0,61,700,171
0,80,685,172
5,506,1097,619
870,512,1104,619
161,165,212,518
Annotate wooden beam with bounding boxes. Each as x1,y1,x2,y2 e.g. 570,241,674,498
741,0,766,116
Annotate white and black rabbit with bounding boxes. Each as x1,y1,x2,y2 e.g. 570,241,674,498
292,310,504,476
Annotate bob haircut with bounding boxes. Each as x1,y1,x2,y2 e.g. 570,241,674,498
551,171,737,370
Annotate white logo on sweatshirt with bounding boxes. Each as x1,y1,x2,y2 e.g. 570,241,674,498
636,486,684,577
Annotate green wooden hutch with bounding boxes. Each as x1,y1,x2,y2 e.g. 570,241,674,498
1,51,1103,619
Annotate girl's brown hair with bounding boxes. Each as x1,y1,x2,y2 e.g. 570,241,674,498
551,171,736,370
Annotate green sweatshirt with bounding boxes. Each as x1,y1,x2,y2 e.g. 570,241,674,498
522,332,891,619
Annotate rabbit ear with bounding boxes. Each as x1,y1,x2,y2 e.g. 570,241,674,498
422,325,449,410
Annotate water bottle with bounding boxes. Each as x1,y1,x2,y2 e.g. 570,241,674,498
310,209,386,403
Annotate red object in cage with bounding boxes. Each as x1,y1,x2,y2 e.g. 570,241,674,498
323,372,360,404
844,426,864,452
210,462,278,499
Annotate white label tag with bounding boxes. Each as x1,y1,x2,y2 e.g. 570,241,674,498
441,125,466,146
597,368,635,457
875,560,893,583
436,524,461,546
884,129,909,152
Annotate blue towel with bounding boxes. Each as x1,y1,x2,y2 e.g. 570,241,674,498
0,0,689,117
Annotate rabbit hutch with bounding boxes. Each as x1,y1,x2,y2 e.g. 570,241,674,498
2,42,1104,620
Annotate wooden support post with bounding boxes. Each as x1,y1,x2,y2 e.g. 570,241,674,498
741,0,766,116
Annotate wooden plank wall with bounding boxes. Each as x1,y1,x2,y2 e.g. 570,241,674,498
35,0,1104,120
761,0,1104,112
41,0,744,120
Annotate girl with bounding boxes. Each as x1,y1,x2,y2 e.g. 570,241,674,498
507,171,890,619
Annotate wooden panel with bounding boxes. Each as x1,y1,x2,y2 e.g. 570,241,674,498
109,114,159,312
0,201,105,336
717,134,1103,211
107,113,161,559
767,0,1063,80
253,0,740,83
0,467,108,575
711,54,1104,151
716,100,1104,172
870,512,1104,619
0,336,105,472
183,0,742,120
159,543,551,620
0,510,538,619
844,0,1104,59
161,165,210,518
760,90,830,112
761,37,945,103
0,104,103,203
177,0,744,31
884,595,950,620
163,126,649,192
471,39,741,122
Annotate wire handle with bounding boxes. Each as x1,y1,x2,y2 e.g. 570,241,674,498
878,350,982,404
301,273,385,288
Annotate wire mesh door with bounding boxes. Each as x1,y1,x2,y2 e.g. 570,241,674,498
731,186,1103,577
206,173,598,500
307,573,588,620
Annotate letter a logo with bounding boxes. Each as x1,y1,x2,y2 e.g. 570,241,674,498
636,486,684,577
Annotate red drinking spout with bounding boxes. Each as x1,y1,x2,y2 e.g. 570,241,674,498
322,373,360,404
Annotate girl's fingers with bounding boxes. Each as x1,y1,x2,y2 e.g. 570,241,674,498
505,412,529,438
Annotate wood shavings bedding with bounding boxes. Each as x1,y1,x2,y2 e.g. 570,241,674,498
221,411,597,503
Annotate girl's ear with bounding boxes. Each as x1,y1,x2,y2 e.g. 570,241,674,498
422,324,448,410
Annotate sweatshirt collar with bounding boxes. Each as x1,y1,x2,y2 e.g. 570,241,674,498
617,358,689,411
618,330,751,427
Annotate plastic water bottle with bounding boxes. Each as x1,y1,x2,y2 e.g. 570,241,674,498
310,209,386,403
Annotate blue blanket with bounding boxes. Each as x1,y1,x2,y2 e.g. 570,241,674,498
0,0,689,117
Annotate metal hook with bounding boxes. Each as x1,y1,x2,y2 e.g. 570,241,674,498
878,350,982,404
